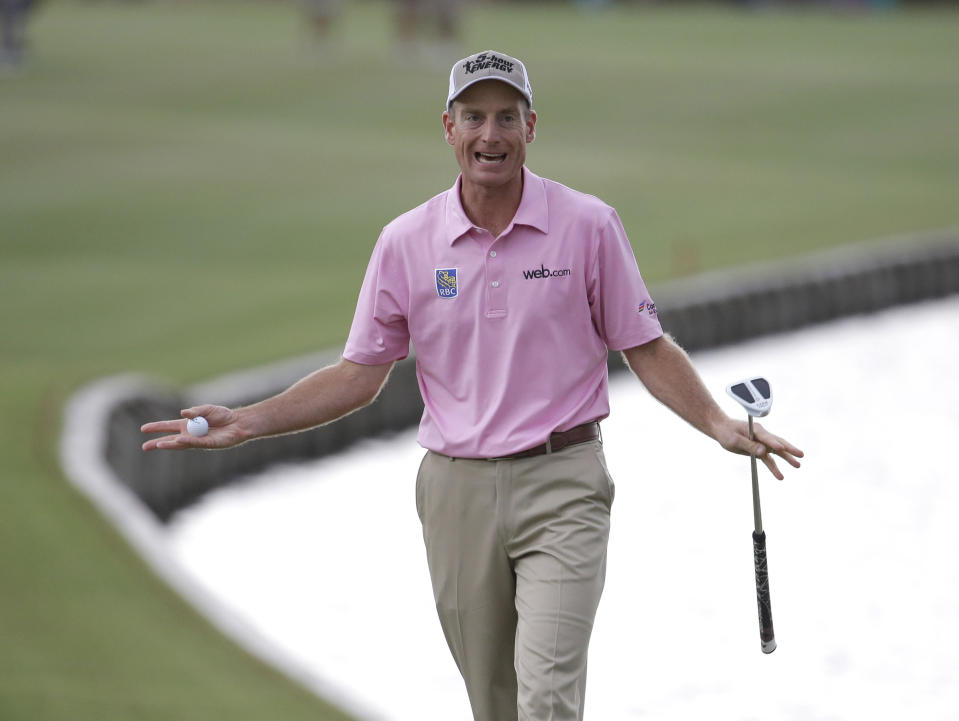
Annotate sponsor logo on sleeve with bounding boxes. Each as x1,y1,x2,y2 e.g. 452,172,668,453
638,301,657,316
435,268,458,298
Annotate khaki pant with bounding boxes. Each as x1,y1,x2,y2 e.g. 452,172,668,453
415,440,615,721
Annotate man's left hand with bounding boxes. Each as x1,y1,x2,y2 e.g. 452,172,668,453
713,417,804,480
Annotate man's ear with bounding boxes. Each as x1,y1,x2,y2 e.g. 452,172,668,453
442,109,455,147
526,109,537,144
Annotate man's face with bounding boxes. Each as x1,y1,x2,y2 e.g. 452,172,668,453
443,81,536,192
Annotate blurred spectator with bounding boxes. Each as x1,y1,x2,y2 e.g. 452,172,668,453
741,0,898,8
395,0,465,65
574,0,612,12
300,0,345,45
1,0,37,69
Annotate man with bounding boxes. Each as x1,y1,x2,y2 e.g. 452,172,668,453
299,0,344,44
1,0,38,69
395,0,464,58
142,50,803,721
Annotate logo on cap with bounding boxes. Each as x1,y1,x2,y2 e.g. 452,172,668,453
463,53,514,76
435,268,458,298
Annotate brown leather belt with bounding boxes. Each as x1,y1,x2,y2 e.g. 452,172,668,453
489,422,601,461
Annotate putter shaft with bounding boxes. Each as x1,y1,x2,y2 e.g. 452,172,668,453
749,416,763,534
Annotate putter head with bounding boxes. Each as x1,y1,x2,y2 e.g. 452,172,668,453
726,377,772,418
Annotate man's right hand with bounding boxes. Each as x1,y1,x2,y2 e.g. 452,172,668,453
141,405,249,451
139,358,396,453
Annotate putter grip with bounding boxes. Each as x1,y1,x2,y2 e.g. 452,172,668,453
753,531,777,654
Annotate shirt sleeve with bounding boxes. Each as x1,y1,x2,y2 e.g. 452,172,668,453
343,230,411,365
589,208,664,351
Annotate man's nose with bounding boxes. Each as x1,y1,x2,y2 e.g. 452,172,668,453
480,117,501,144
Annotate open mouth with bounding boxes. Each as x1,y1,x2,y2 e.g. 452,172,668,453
475,152,507,164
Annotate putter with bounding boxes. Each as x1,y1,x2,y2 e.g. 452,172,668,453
726,377,777,654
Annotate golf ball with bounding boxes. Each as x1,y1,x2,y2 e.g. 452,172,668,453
186,416,209,437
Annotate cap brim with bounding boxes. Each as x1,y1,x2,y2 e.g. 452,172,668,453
447,77,532,109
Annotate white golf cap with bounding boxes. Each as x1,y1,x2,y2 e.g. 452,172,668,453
446,50,533,110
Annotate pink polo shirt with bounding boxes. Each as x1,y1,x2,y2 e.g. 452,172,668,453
343,167,663,458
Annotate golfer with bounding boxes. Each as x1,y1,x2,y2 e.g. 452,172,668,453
142,50,803,721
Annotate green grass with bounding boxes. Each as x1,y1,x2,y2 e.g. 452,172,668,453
2,1,958,719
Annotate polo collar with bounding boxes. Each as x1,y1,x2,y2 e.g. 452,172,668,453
444,166,550,245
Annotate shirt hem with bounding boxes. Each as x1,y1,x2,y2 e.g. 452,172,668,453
342,349,409,365
605,328,665,352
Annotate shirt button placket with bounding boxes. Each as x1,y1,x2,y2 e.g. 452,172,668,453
486,246,506,318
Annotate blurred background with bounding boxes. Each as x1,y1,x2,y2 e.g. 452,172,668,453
2,1,958,719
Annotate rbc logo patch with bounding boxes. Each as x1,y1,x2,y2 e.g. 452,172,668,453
435,268,458,298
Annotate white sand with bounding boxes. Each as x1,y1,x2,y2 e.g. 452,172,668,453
167,296,959,721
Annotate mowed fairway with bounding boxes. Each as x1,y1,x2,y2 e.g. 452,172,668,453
2,2,958,719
